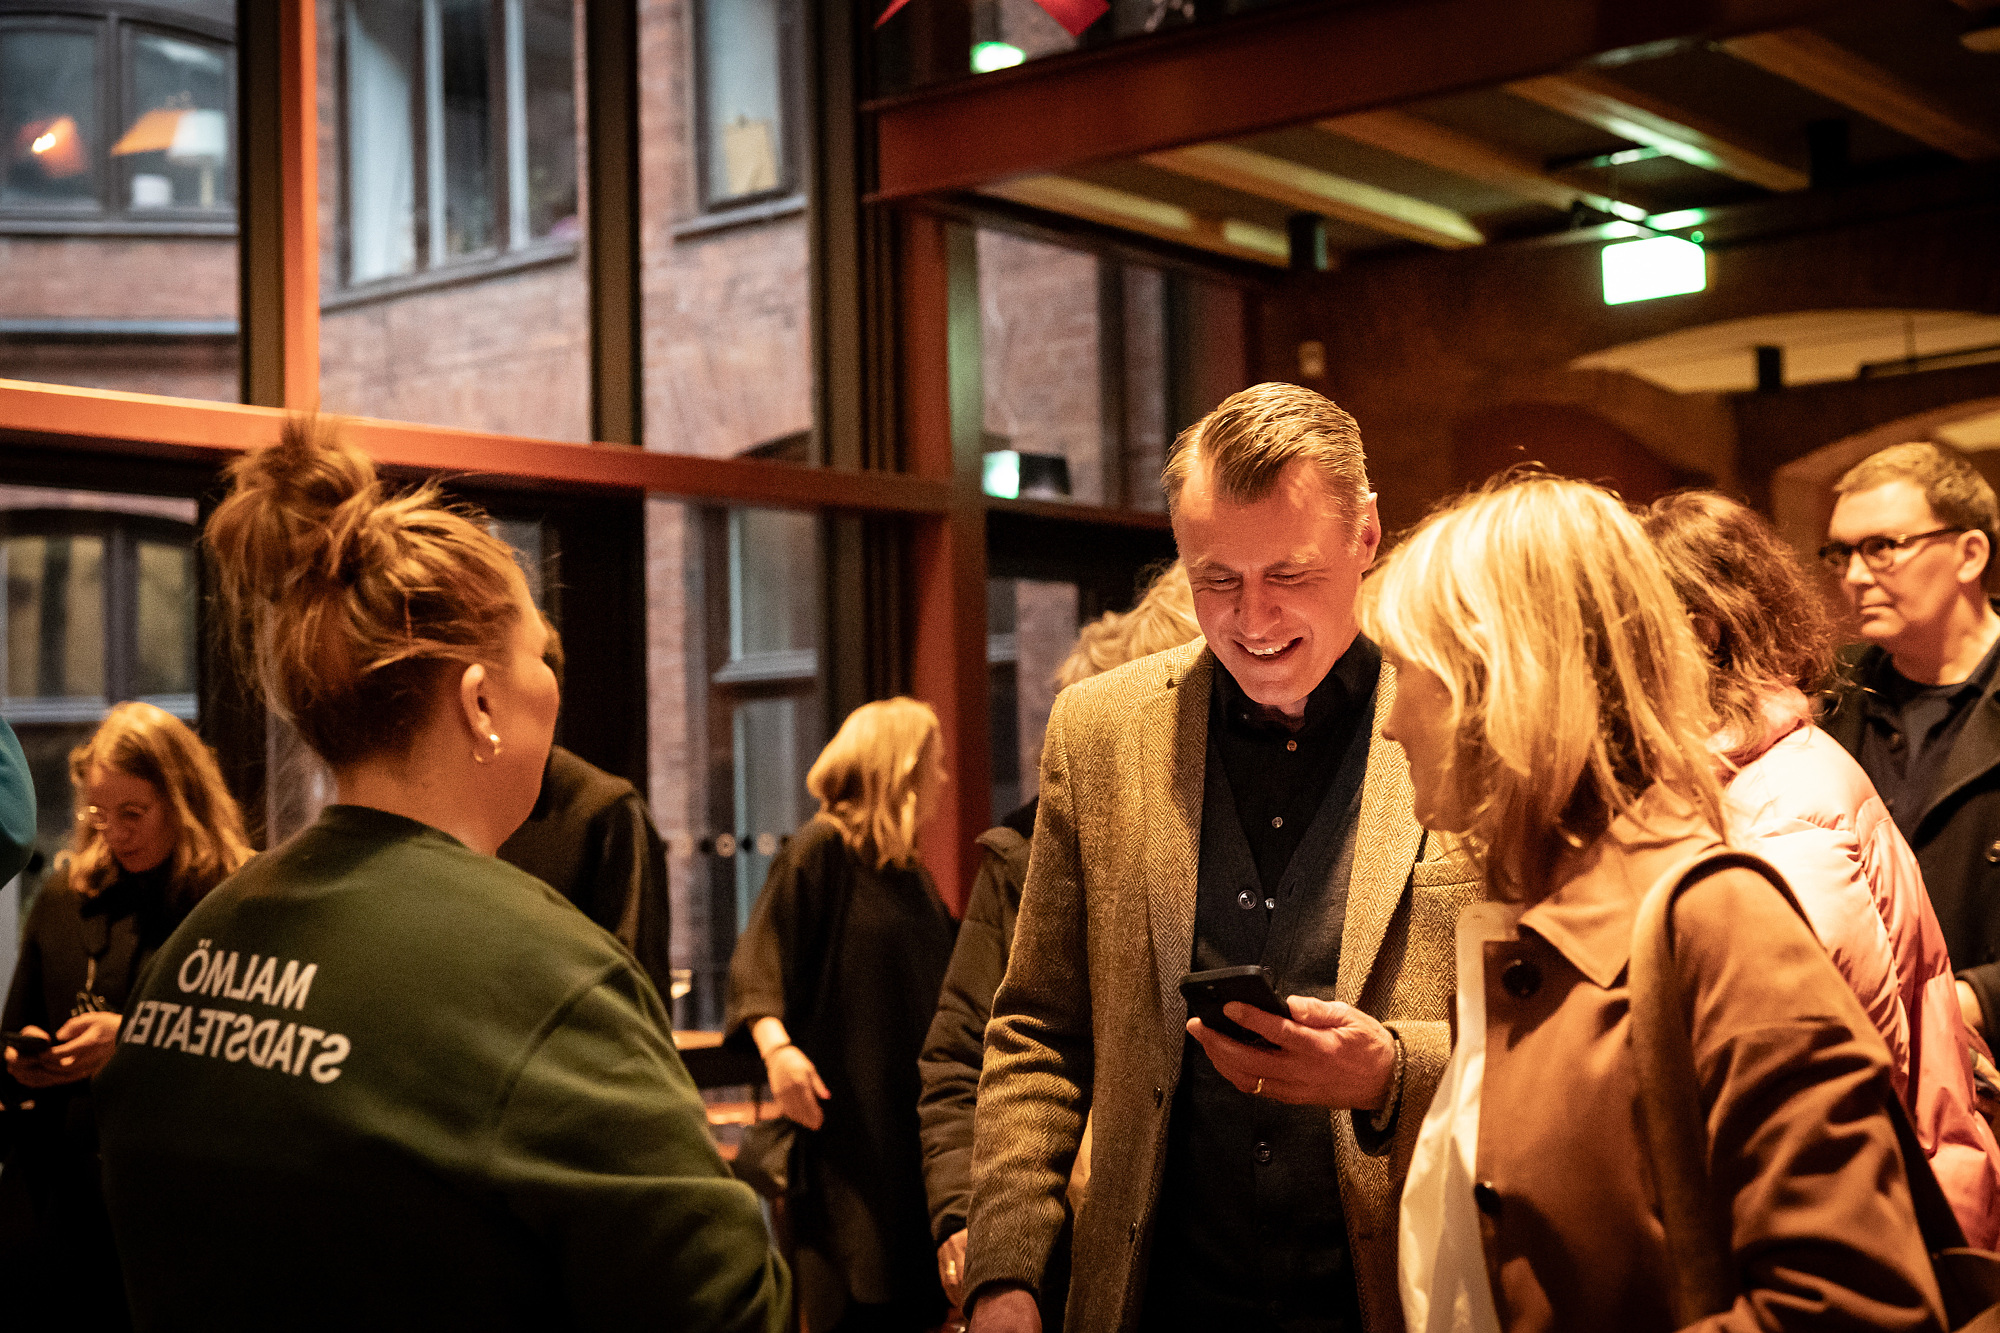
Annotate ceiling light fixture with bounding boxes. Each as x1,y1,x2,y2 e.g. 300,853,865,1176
970,41,1026,73
1602,234,1707,305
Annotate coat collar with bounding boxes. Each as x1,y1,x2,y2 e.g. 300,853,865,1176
1137,640,1427,1028
1516,789,1722,991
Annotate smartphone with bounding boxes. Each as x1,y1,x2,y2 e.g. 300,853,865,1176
1,1029,53,1058
1179,965,1290,1051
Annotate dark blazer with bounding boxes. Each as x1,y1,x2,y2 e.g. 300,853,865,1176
962,642,1480,1333
498,746,673,1003
1823,641,2000,1024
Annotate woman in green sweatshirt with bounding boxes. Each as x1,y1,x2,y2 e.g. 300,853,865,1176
95,417,787,1332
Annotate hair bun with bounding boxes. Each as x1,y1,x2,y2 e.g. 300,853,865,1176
208,415,381,605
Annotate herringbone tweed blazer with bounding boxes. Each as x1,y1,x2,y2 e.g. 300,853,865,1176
964,640,1478,1333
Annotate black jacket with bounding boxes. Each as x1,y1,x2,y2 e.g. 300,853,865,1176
1823,640,2000,1023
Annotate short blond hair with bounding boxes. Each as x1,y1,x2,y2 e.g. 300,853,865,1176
68,701,254,908
1835,441,1999,577
1161,383,1370,540
1054,561,1200,690
1357,476,1721,901
807,697,941,870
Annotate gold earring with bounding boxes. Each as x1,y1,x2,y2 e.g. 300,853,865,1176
472,732,501,764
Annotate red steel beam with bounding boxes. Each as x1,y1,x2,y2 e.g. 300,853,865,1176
0,379,952,515
870,0,1840,202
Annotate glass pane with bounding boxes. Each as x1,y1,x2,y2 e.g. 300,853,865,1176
650,500,824,1031
642,1,813,462
986,577,1077,820
119,29,233,213
321,0,590,439
346,0,420,282
134,539,196,697
438,0,494,258
4,534,105,700
1,24,100,209
519,0,577,243
701,0,784,204
979,229,1105,504
0,15,240,402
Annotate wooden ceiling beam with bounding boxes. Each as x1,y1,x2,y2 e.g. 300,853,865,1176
1506,70,1810,191
1719,28,2000,160
1319,109,1649,221
978,175,1291,266
1141,142,1485,248
871,0,1841,201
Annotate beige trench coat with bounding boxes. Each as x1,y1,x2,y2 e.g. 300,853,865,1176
963,641,1480,1332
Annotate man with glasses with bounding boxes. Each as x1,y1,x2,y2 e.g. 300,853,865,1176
1820,441,2000,1037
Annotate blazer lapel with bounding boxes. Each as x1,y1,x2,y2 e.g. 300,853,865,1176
1145,644,1213,1039
1336,659,1426,1005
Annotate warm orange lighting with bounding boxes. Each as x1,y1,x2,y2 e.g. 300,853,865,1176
112,108,183,156
13,115,86,177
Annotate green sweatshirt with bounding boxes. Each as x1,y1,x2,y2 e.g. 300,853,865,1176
96,805,787,1332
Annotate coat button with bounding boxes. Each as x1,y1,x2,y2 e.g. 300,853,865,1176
1254,1140,1273,1165
1153,1086,1164,1108
1237,889,1258,909
1473,1181,1502,1216
1501,958,1542,1000
1986,840,2000,865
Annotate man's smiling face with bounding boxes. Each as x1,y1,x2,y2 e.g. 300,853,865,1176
1172,456,1380,719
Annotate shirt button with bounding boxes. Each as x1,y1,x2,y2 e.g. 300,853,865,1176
1264,897,1276,910
1473,1181,1502,1216
1237,889,1258,910
1254,1141,1273,1165
1271,816,1283,829
1286,739,1297,752
1986,840,2000,865
1889,731,1907,753
1501,957,1542,999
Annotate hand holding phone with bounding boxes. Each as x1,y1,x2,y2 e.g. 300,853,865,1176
1179,966,1290,1051
2,1028,54,1059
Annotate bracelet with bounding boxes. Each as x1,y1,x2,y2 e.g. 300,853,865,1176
1367,1027,1406,1135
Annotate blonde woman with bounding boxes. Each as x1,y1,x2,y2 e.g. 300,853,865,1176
728,696,957,1333
1,701,251,1329
1362,477,1943,1332
920,560,1200,1324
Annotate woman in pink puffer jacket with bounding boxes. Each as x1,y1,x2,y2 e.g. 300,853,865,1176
1648,490,2000,1246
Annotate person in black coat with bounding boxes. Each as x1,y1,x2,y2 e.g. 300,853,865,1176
1818,442,2000,1037
1,701,252,1330
917,562,1199,1319
727,696,957,1333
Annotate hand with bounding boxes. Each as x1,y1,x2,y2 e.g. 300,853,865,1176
1188,995,1395,1109
765,1044,829,1130
938,1230,969,1307
6,1024,66,1089
1960,979,1987,1041
52,1012,123,1081
968,1285,1040,1333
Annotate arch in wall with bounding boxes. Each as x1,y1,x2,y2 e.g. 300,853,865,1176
1769,396,2000,571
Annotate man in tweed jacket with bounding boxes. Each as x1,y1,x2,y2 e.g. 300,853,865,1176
965,385,1477,1333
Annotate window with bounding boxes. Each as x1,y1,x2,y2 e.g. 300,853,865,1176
695,0,795,209
0,7,234,219
340,0,578,286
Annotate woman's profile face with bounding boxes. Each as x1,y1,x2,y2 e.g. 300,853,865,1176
1381,658,1470,835
84,765,176,874
913,737,947,824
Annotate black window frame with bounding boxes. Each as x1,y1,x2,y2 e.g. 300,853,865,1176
689,0,801,215
0,2,236,228
333,0,580,291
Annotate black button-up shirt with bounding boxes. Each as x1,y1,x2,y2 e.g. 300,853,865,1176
1860,632,2000,837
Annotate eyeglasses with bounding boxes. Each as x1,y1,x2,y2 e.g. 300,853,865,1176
1817,527,1966,573
81,803,153,832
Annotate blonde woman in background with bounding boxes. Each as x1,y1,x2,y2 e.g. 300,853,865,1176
918,560,1200,1327
1366,477,1943,1332
728,696,958,1333
1,701,251,1330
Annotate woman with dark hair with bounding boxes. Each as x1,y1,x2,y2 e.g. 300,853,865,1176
1644,489,2000,1247
1,701,251,1328
94,418,786,1331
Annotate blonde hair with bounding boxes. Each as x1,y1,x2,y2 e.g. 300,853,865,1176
1054,561,1201,690
1160,382,1370,542
68,702,253,908
1357,476,1722,902
807,697,942,870
205,416,526,767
